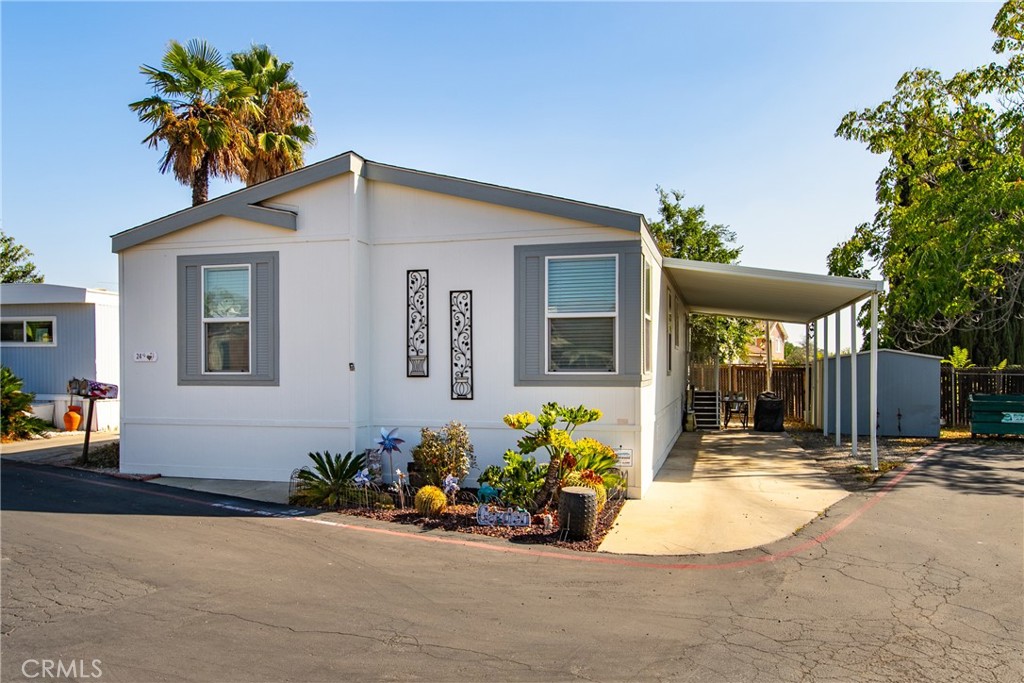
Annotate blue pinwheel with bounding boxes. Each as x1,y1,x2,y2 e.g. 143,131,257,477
353,468,371,488
376,428,404,481
442,474,460,498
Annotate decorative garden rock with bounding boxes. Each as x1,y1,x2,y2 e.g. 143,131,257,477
558,486,598,540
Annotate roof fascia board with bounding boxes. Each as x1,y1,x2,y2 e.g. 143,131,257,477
111,154,357,252
664,257,885,292
363,161,643,233
222,204,297,231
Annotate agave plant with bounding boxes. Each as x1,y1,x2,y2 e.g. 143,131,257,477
291,450,367,508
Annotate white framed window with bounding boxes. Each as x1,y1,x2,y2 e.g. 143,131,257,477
201,265,251,374
642,260,652,374
0,317,56,346
545,255,617,373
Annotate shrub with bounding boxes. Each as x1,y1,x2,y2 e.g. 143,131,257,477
414,485,448,517
1,366,50,440
411,421,476,487
500,402,607,509
290,450,367,508
561,470,607,512
478,451,547,511
570,437,623,490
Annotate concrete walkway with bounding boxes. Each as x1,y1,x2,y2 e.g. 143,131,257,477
1,430,120,465
599,430,849,555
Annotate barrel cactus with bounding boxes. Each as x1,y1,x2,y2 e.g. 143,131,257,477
561,471,607,512
414,485,448,517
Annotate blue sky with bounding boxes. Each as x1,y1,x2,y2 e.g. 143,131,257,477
1,1,1001,302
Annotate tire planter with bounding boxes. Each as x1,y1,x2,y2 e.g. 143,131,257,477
558,486,598,540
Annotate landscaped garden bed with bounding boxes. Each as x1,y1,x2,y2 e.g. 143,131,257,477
334,498,626,553
289,403,628,552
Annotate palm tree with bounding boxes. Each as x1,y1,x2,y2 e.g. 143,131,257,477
130,39,258,206
230,45,316,185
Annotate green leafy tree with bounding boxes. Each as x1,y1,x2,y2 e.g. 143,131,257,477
648,187,757,361
230,45,316,185
0,231,43,283
830,0,1024,365
130,39,258,206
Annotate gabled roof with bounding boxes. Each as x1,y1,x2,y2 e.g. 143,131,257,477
0,283,118,306
111,151,648,252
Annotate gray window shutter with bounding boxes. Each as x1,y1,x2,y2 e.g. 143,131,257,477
523,253,542,377
252,257,275,379
181,263,202,380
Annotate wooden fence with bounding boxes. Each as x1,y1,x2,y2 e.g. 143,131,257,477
940,366,1024,425
689,363,1024,426
690,364,807,420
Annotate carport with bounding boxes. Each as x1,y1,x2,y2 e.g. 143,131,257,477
663,258,886,468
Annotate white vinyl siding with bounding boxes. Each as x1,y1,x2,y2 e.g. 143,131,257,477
545,255,617,373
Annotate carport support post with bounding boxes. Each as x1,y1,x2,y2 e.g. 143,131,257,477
813,320,820,427
870,293,879,470
804,323,811,424
835,312,842,447
850,305,858,458
822,317,829,436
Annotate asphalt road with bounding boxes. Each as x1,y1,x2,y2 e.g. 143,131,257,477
2,443,1021,682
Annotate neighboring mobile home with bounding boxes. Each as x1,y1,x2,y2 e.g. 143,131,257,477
112,151,883,497
0,283,120,430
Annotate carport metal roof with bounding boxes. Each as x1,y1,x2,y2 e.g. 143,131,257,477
663,258,884,324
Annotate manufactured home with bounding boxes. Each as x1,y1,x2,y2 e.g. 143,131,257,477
112,152,883,497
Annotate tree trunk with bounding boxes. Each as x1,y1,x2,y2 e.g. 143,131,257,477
534,454,562,511
192,155,210,206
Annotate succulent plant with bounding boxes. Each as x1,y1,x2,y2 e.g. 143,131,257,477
561,471,607,512
414,485,448,518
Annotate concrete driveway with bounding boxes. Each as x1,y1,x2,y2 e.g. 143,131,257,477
600,430,850,555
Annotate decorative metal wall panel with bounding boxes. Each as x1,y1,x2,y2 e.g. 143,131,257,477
450,290,473,400
407,270,428,377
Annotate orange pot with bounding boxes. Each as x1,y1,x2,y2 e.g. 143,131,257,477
64,409,82,432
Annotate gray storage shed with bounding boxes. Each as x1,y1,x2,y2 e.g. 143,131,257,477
823,349,940,438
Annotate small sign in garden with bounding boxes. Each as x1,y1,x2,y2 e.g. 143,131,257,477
476,505,531,527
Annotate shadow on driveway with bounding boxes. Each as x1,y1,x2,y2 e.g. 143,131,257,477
1,459,317,518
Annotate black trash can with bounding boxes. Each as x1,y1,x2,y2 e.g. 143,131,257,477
753,391,784,432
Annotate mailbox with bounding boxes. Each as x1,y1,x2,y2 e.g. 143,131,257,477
68,378,119,400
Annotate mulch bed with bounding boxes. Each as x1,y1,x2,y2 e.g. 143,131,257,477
333,499,625,552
